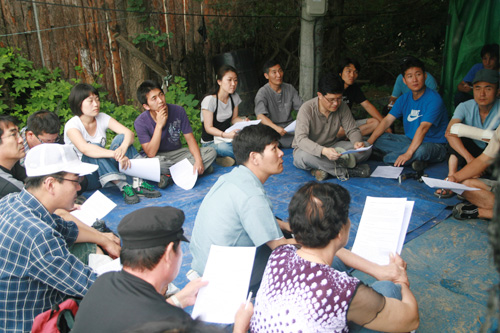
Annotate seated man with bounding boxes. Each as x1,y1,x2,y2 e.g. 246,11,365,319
437,69,500,198
448,121,500,220
367,57,448,168
387,55,438,109
0,115,27,198
17,110,92,195
292,73,371,181
0,143,120,332
455,43,499,106
337,57,385,137
72,206,253,333
20,110,61,166
190,124,295,291
254,59,303,148
135,80,216,188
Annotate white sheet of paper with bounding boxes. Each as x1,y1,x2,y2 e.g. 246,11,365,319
94,257,122,276
224,119,261,133
70,191,117,226
396,201,414,254
284,120,296,133
192,245,256,324
119,158,160,182
421,177,481,194
370,166,404,179
340,145,372,155
170,158,198,190
351,197,408,265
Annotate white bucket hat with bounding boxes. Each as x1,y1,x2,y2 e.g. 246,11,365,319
25,144,98,177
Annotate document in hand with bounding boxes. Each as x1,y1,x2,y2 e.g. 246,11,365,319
339,145,372,155
224,119,261,133
191,245,256,324
351,197,414,265
118,157,160,182
421,176,481,195
70,190,117,226
170,158,198,190
284,120,296,133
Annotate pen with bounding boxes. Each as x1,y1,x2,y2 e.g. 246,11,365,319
245,291,253,309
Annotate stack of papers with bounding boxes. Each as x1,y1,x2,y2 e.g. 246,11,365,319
351,197,414,265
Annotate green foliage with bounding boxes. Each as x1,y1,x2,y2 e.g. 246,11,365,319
0,46,143,150
164,76,201,146
0,47,73,127
133,27,172,48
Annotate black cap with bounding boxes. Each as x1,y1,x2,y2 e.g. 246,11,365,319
118,206,189,250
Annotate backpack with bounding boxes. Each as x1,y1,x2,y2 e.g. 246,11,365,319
32,297,81,333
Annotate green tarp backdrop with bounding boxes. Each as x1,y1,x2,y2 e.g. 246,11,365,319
441,0,500,114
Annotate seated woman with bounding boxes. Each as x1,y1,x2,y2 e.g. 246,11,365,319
200,65,248,167
251,182,419,333
64,83,160,204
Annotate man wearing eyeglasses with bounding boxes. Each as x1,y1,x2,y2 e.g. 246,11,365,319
20,110,61,166
292,73,372,181
0,115,29,198
0,143,121,332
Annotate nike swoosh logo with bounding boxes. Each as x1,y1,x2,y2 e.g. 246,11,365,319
407,114,422,122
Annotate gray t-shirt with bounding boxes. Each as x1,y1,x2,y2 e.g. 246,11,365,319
201,93,242,123
254,83,303,127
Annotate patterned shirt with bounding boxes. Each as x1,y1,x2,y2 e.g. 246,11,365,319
251,244,361,332
0,190,96,332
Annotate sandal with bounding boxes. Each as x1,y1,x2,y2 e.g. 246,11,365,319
434,188,455,199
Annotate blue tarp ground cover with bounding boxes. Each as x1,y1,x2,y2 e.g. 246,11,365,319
93,148,458,289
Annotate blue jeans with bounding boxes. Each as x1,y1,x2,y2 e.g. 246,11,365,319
202,141,234,159
332,256,403,333
374,132,447,165
83,134,139,190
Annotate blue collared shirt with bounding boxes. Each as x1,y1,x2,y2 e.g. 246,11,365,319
0,189,96,332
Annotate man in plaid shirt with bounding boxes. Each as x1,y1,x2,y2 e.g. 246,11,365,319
0,143,107,332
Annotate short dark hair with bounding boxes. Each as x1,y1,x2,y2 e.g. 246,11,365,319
68,83,99,117
120,240,180,271
0,115,18,145
400,57,425,76
337,57,361,75
262,59,280,74
481,43,499,59
24,171,66,190
233,123,280,165
137,80,163,106
26,110,60,135
289,182,351,248
318,73,344,95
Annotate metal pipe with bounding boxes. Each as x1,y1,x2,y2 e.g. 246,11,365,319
32,0,45,67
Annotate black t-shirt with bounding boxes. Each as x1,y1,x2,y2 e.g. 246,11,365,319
342,84,367,110
0,161,26,199
72,270,192,333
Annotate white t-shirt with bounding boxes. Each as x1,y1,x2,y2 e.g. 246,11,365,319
200,93,242,123
64,113,111,159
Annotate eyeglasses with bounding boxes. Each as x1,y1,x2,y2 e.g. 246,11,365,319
55,176,84,184
1,130,21,140
35,133,61,144
323,96,342,104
